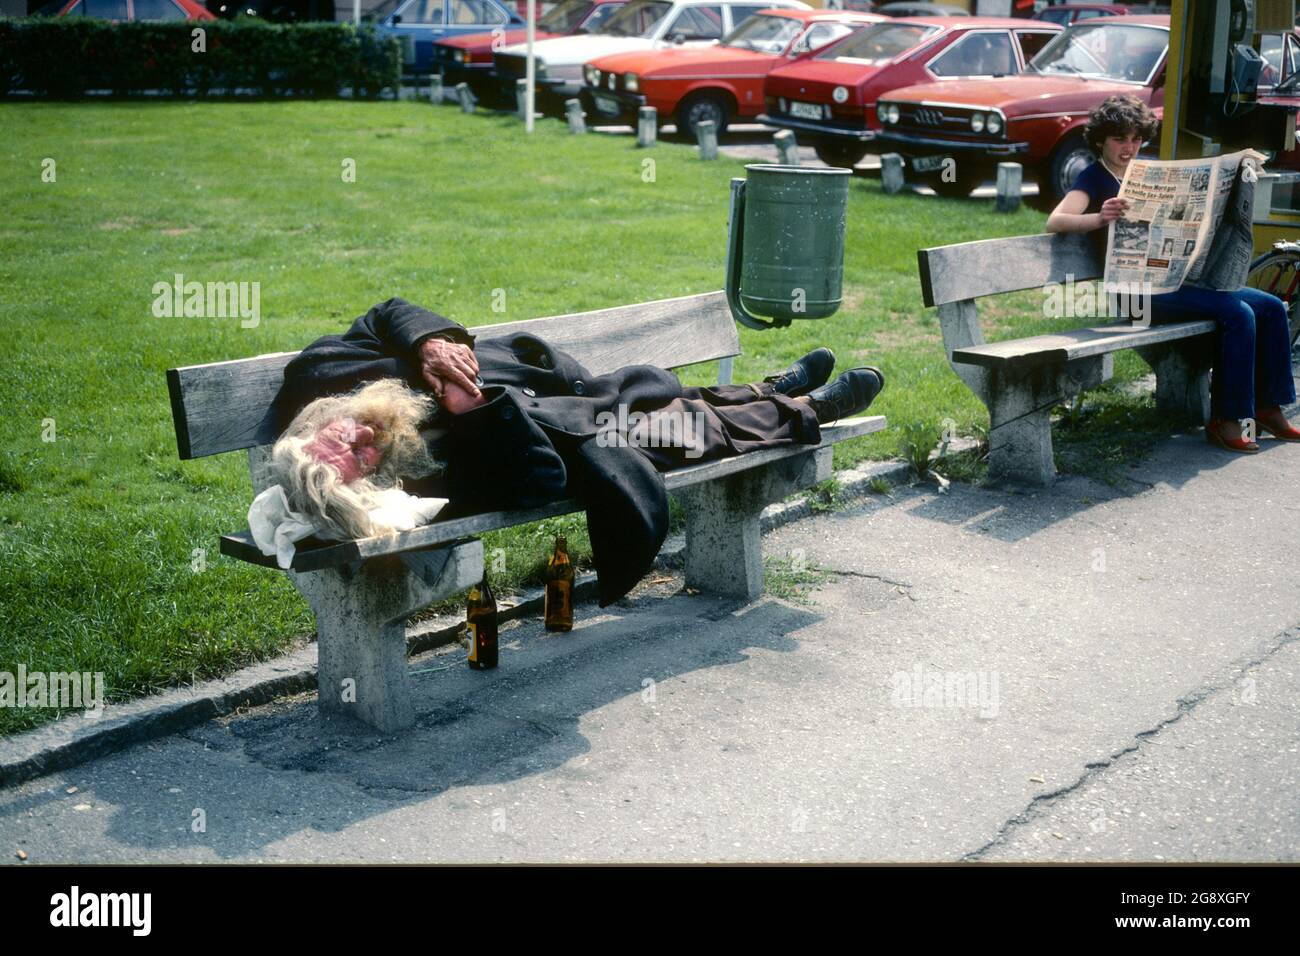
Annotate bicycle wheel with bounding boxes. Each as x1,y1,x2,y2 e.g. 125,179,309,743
1246,249,1300,347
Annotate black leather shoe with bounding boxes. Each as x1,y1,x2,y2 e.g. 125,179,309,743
807,367,885,424
763,347,836,397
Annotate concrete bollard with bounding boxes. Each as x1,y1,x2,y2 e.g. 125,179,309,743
881,152,905,195
695,119,718,160
637,106,657,147
428,74,443,104
996,162,1022,212
456,82,476,114
565,98,587,134
774,129,800,166
516,79,528,120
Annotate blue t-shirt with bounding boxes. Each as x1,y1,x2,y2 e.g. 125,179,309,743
1070,161,1121,215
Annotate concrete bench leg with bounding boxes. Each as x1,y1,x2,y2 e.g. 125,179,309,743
290,541,483,733
984,357,1108,486
675,449,829,600
1136,339,1212,424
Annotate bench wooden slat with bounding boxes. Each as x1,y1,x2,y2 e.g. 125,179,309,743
218,415,887,572
918,233,1102,308
169,291,737,460
950,319,1216,369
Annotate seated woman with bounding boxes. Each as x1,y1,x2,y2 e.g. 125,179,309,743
266,297,884,605
1045,94,1300,453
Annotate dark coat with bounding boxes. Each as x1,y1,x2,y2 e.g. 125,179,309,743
273,297,683,606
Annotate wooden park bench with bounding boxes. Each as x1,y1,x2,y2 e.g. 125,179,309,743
917,232,1215,486
166,291,887,733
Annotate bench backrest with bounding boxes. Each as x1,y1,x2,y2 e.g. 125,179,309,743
917,232,1103,308
167,291,737,460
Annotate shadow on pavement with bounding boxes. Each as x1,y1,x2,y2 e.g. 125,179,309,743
65,593,819,859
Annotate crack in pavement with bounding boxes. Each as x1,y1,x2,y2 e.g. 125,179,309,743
822,568,914,590
821,567,918,602
961,622,1300,861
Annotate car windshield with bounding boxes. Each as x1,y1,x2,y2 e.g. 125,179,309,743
364,0,407,21
816,21,938,64
723,13,800,53
540,0,594,32
601,0,671,37
1029,22,1166,83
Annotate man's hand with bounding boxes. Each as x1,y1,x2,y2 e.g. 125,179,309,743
418,335,480,402
1099,197,1129,223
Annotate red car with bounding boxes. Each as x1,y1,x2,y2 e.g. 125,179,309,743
872,14,1168,199
434,0,626,102
579,7,881,136
761,16,1061,168
36,0,215,18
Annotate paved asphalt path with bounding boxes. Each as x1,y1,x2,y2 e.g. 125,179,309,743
1,425,1296,862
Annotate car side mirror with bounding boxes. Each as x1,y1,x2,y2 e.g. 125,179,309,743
671,33,686,45
790,40,810,56
392,13,402,24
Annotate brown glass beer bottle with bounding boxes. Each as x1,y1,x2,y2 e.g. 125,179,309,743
466,576,498,669
544,536,574,632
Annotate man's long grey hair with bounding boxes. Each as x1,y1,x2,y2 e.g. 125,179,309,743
264,379,442,541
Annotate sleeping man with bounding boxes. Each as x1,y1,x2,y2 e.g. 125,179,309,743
267,297,884,605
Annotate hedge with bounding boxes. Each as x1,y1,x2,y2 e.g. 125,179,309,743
0,19,401,99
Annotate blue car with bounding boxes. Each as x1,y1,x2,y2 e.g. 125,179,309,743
366,0,525,73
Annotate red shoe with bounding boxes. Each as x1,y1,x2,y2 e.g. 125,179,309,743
1206,418,1260,453
1254,406,1300,442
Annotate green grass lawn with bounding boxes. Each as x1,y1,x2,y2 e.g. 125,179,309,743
0,100,1159,735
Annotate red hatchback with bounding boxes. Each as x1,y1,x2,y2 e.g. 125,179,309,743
761,16,1060,168
580,8,881,136
37,0,215,18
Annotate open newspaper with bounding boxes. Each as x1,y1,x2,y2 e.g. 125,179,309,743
1103,148,1267,296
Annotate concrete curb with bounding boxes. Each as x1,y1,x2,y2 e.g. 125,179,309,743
0,456,916,789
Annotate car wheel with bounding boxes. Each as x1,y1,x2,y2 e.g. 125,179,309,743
1048,132,1095,205
814,142,869,169
676,92,731,139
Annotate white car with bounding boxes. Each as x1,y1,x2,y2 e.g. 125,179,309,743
493,0,812,102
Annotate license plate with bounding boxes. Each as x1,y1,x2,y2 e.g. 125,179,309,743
593,94,620,116
912,154,952,173
789,100,823,120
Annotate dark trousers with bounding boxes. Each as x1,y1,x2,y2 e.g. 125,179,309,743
1150,285,1296,420
624,383,822,472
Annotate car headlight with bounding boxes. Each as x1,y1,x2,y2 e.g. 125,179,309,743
454,50,466,63
881,103,899,124
624,73,638,93
832,85,848,104
986,112,1003,135
584,65,599,86
970,112,984,133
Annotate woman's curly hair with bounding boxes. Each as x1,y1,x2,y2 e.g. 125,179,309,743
1082,94,1159,156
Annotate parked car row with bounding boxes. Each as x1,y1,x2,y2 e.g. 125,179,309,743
424,5,1185,203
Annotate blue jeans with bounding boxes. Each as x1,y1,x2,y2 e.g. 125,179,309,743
1150,285,1296,420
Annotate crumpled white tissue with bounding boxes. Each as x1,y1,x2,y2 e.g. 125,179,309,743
247,484,449,569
